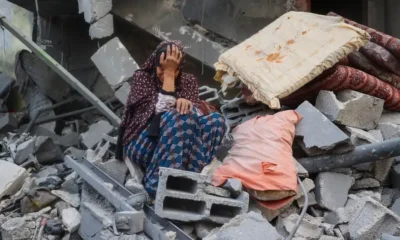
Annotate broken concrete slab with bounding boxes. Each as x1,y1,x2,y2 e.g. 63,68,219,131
0,113,18,133
204,212,283,240
61,208,81,233
315,90,384,130
295,101,352,156
379,112,400,125
80,120,113,149
78,0,112,23
1,217,31,240
51,190,80,208
91,37,139,88
352,178,380,190
94,158,128,185
0,160,28,199
282,214,323,239
348,197,400,239
115,82,130,105
89,13,114,39
378,122,400,141
315,172,354,211
14,137,36,165
34,136,63,164
205,185,231,198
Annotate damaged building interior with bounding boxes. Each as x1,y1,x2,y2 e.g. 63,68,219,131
1,0,400,240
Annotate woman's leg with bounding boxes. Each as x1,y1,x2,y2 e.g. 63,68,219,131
143,109,226,196
125,124,157,170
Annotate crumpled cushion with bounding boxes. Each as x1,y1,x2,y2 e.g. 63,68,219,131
215,11,370,109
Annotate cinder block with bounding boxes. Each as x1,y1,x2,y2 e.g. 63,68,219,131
155,167,249,224
91,37,139,88
348,197,400,240
78,0,112,23
295,101,352,156
315,90,384,130
315,172,354,211
89,14,114,39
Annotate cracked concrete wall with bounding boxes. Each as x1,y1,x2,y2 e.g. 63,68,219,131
0,0,33,78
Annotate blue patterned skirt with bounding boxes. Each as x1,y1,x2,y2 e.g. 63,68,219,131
125,109,226,196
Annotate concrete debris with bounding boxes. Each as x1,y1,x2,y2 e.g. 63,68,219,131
221,178,243,198
295,101,352,156
201,158,222,184
61,172,79,194
315,90,384,130
205,185,231,198
195,222,218,239
155,167,249,224
382,233,400,240
115,82,130,105
354,190,381,202
34,136,63,164
80,120,113,149
125,179,146,194
91,37,139,88
346,126,381,146
348,197,400,239
94,158,128,185
297,192,318,208
89,14,114,39
204,212,283,240
0,160,28,199
315,172,354,211
78,0,112,23
377,123,400,141
392,164,400,190
0,113,18,133
379,112,400,125
51,190,81,208
282,214,323,239
14,137,36,164
391,198,400,216
352,178,381,190
319,236,341,240
1,217,31,240
61,208,81,233
381,188,395,207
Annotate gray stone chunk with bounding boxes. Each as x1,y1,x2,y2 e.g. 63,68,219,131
125,179,146,194
382,188,395,207
61,172,79,194
221,178,243,198
61,208,81,233
204,212,283,240
195,222,217,239
115,82,130,105
78,0,112,23
34,136,63,164
91,37,139,88
0,160,28,199
315,172,354,211
282,214,323,240
391,198,400,217
89,14,114,39
369,129,384,142
378,123,400,141
352,178,380,190
354,190,381,202
205,185,231,198
346,127,380,146
379,112,400,125
1,217,31,240
14,137,36,164
375,158,395,183
295,101,352,156
348,197,400,240
51,190,80,208
297,192,317,208
94,158,128,185
155,168,249,224
80,120,113,149
0,113,18,133
315,90,384,130
382,233,400,240
338,224,350,239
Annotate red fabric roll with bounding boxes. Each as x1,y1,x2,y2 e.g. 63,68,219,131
282,65,400,111
328,12,400,60
360,42,400,77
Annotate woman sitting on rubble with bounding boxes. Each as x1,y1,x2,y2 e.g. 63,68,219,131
117,40,226,197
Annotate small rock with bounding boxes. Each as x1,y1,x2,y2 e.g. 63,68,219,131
125,179,146,194
195,222,217,239
205,185,231,198
351,178,380,190
61,208,81,233
282,214,323,239
55,201,70,215
61,172,79,194
297,192,317,208
321,223,335,236
221,179,243,198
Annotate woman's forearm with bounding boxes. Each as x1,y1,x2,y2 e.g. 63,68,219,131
162,70,175,92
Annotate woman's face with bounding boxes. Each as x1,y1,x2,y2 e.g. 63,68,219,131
156,66,179,82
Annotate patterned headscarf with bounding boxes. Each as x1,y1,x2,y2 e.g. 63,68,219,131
121,40,200,146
